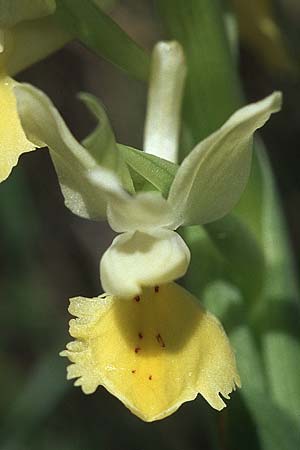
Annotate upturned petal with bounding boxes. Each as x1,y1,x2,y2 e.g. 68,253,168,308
60,283,241,422
168,92,282,227
100,229,190,296
0,76,35,182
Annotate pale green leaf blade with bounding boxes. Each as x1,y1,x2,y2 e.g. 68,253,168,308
256,150,300,421
54,0,150,80
204,214,265,300
204,281,300,450
168,92,282,226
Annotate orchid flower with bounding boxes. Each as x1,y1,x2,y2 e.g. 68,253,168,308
0,0,69,182
13,41,281,421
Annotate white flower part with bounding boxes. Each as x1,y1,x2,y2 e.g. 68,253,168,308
100,229,191,297
15,84,122,220
107,191,176,233
167,92,282,227
144,41,186,163
88,166,126,200
90,168,175,232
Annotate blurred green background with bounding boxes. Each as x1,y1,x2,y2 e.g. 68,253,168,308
1,1,300,449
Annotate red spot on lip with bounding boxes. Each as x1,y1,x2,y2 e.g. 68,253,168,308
154,286,159,293
138,332,143,339
134,295,140,302
148,375,152,380
156,333,166,348
135,347,141,353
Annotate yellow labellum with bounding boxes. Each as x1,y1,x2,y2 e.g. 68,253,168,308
61,282,240,422
0,75,35,181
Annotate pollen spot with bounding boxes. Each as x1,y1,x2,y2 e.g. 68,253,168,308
148,375,152,380
138,332,143,339
156,333,166,348
131,369,136,374
154,286,159,293
135,347,141,354
134,295,140,302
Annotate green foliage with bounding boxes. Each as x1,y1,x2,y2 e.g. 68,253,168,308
118,144,178,197
54,0,150,80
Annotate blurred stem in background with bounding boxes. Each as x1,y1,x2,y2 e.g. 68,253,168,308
228,0,297,75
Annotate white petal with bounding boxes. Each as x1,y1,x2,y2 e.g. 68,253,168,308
168,92,282,226
107,191,176,233
100,229,190,296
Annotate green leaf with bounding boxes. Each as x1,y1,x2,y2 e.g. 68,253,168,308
54,0,150,80
204,214,265,300
156,0,242,154
253,149,300,421
118,144,178,198
231,323,300,450
204,281,300,450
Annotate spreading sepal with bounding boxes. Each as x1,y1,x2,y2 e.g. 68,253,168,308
15,83,133,219
168,92,282,226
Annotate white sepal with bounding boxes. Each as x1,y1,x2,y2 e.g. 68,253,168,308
100,229,190,296
168,92,282,226
15,83,118,220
